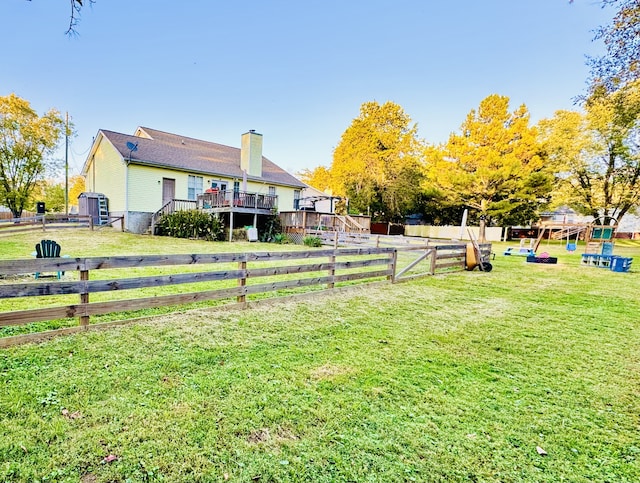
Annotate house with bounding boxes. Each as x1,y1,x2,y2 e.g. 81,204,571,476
81,127,306,236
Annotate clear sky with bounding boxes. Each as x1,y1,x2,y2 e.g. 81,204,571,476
1,0,612,178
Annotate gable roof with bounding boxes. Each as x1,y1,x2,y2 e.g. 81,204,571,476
87,127,305,188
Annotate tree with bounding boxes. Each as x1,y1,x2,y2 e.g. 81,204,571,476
427,94,553,239
31,180,65,213
330,101,424,222
25,0,94,34
539,79,640,223
68,174,86,209
585,0,640,93
0,94,64,218
298,166,334,193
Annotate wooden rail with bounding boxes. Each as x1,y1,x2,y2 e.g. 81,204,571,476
0,241,491,346
150,199,198,233
197,191,277,211
0,248,395,346
0,214,96,235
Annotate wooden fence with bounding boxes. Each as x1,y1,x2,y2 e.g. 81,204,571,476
305,230,437,248
0,243,490,347
0,214,124,235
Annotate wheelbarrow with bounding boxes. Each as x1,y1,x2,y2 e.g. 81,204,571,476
466,230,493,272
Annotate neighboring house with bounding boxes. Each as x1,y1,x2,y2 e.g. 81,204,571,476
81,127,306,235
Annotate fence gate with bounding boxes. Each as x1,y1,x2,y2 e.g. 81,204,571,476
393,246,437,281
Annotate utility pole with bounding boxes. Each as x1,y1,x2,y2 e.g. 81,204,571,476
65,112,69,215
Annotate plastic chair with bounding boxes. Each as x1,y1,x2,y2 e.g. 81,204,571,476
34,239,63,279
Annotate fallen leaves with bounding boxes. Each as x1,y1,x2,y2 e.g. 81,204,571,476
61,408,82,420
102,454,118,464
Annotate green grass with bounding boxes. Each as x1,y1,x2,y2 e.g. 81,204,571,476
1,230,640,482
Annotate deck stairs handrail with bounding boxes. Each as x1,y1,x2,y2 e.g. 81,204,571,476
150,199,197,233
335,214,366,232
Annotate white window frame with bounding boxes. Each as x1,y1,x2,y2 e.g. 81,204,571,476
188,175,203,201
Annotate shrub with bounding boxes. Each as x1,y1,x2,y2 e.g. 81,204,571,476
272,233,290,244
303,235,322,247
258,211,284,242
156,210,224,241
232,228,247,241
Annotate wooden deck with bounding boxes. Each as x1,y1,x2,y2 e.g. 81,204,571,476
198,190,277,214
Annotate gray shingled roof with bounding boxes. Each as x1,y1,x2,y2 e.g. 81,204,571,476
99,127,305,188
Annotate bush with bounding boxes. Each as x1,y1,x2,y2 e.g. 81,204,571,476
258,211,285,242
272,233,290,244
232,228,247,241
156,210,224,241
302,235,323,247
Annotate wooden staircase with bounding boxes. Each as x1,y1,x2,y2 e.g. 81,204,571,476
149,199,197,234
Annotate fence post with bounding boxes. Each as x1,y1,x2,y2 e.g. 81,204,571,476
334,231,339,249
389,249,398,283
79,269,90,328
328,251,336,289
238,257,247,304
41,215,46,231
430,247,438,275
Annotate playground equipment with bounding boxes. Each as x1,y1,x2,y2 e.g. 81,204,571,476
517,217,632,271
504,238,536,256
577,217,632,272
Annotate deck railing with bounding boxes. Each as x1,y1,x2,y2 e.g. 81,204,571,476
198,190,277,211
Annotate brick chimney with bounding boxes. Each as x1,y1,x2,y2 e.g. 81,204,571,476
241,130,263,177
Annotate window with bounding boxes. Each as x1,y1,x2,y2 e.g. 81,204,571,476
188,175,203,200
293,189,300,210
268,186,276,196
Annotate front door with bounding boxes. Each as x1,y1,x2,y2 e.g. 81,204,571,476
162,178,175,206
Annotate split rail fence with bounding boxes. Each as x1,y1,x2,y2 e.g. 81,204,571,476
0,214,124,236
0,243,488,347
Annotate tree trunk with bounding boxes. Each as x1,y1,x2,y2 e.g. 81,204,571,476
479,216,487,242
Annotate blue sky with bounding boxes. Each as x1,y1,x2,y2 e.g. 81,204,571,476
1,1,612,177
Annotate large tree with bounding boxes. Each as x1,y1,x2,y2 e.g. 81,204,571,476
539,79,640,223
298,166,334,194
585,0,640,93
427,94,553,239
330,101,424,222
0,94,64,218
25,0,93,34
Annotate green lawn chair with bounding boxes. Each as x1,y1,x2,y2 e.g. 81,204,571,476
34,239,63,279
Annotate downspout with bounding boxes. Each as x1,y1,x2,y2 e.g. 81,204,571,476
124,158,129,232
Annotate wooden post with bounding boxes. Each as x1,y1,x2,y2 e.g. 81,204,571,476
376,235,380,248
79,269,90,328
238,259,247,304
430,247,438,275
334,231,339,249
389,250,398,283
328,252,336,289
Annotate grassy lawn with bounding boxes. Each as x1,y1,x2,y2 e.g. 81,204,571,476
1,230,639,482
